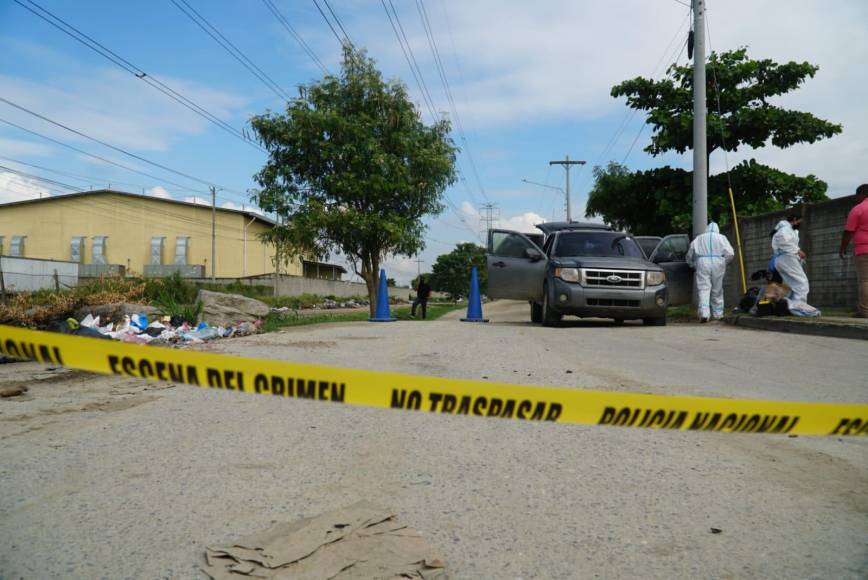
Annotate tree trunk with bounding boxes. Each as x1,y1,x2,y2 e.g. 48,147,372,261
360,255,379,318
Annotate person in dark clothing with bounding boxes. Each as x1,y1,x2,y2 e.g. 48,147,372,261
411,276,432,319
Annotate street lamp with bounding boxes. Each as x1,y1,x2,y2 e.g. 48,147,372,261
521,178,564,193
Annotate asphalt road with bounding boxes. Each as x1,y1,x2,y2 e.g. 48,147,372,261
1,301,866,579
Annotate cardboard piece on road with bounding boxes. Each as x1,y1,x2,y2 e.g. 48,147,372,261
202,501,446,579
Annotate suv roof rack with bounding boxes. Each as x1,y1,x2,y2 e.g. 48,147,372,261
535,221,614,235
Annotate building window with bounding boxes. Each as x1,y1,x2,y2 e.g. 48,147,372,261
70,236,85,263
174,236,189,265
92,236,108,265
150,237,165,265
10,236,25,257
0,236,4,255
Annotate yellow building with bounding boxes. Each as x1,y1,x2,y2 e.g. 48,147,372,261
0,189,302,278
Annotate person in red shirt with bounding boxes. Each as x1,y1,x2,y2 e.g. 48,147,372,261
839,184,868,317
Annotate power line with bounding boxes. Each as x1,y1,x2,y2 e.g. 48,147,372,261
414,0,489,204
321,0,353,46
619,22,690,165
0,163,84,191
0,155,246,207
0,97,249,197
311,0,345,46
0,117,207,194
577,9,691,194
260,0,330,75
380,0,437,121
378,0,484,225
0,155,151,192
12,0,264,153
170,0,292,101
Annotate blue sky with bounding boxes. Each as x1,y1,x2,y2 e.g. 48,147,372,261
1,1,866,284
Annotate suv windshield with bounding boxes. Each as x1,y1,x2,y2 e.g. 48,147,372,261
553,232,644,258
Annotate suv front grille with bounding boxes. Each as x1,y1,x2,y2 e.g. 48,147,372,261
581,269,644,289
587,298,641,308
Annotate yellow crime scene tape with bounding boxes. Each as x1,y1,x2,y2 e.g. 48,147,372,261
0,324,866,437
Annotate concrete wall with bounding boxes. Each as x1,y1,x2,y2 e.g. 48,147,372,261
192,274,414,301
721,195,860,308
0,191,301,278
1,256,79,292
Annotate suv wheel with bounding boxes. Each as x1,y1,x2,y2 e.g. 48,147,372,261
530,301,542,324
541,285,562,327
643,315,667,326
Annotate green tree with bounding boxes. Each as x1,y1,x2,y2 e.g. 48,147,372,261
251,47,457,316
428,243,486,299
586,48,840,233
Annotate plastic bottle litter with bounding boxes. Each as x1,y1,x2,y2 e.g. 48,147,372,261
131,314,149,331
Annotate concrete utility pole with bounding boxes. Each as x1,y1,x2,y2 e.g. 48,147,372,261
691,0,708,239
549,156,585,222
210,186,217,281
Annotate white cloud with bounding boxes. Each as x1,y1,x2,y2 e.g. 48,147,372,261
460,201,545,233
352,0,867,199
220,201,242,210
0,170,53,203
183,195,211,206
147,186,173,199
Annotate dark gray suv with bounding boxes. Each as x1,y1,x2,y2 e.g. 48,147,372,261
486,222,692,326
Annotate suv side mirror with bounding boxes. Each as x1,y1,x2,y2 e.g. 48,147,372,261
525,248,543,261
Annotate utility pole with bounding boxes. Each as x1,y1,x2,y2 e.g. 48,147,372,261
479,203,499,237
210,186,217,281
691,0,708,239
414,258,424,278
549,156,585,222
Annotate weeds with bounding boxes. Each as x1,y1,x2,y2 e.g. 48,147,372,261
148,272,201,323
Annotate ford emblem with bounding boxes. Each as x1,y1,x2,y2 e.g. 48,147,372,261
606,274,622,283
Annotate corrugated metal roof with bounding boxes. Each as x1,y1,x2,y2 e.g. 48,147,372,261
0,189,276,226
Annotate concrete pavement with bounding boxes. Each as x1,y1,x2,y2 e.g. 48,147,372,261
1,300,866,578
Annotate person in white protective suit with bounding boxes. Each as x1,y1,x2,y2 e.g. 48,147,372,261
686,222,735,322
771,214,810,304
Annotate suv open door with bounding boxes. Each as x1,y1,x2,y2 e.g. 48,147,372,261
486,229,547,301
649,234,692,305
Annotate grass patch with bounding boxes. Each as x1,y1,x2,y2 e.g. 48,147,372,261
667,305,697,322
260,302,464,332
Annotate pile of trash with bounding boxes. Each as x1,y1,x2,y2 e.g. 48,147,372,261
319,297,370,309
56,312,261,346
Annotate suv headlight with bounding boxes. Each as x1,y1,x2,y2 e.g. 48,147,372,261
555,267,580,283
646,271,665,286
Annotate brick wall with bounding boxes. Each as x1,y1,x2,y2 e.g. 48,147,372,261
721,195,860,308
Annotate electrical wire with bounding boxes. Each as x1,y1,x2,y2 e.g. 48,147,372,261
12,0,264,153
705,8,748,293
0,117,208,194
0,155,157,193
378,0,484,232
0,164,83,191
414,0,489,205
311,0,345,46
0,97,250,197
260,0,330,75
170,0,292,102
577,9,692,194
380,0,437,121
321,0,353,46
0,155,249,207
